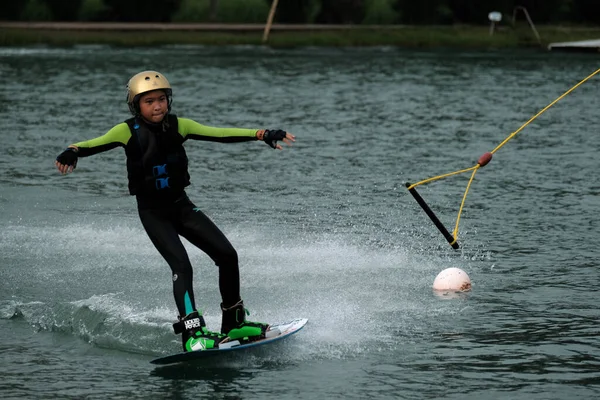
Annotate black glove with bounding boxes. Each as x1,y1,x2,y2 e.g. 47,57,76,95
263,129,287,149
56,148,78,168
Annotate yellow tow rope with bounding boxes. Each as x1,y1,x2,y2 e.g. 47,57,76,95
406,67,600,249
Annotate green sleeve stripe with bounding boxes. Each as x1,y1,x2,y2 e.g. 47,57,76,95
178,118,258,140
72,123,131,151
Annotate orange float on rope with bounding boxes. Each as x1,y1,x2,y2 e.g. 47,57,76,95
477,152,493,167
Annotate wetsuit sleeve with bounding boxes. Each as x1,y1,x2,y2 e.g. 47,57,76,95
71,123,132,157
178,118,258,143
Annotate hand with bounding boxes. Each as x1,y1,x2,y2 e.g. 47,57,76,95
262,129,295,150
55,147,78,174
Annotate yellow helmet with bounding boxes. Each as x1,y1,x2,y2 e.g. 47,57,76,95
126,70,172,115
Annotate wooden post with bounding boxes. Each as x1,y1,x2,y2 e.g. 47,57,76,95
512,6,542,45
262,0,279,44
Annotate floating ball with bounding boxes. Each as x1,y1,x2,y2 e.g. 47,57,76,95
433,267,472,292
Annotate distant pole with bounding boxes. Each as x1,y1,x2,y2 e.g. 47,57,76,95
512,6,541,45
262,0,279,44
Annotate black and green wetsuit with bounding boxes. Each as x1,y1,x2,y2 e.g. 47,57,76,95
71,114,259,318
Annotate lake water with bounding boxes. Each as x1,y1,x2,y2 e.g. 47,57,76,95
1,45,600,399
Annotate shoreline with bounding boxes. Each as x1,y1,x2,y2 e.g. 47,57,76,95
3,22,428,31
2,22,600,49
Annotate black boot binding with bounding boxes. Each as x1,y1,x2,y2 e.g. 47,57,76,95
173,311,227,352
220,300,269,342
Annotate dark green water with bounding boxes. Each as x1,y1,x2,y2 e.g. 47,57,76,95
1,46,599,399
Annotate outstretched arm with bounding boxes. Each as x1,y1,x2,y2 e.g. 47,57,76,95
55,123,131,175
179,118,295,149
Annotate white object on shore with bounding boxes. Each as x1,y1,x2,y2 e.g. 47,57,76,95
433,267,471,292
547,39,600,52
488,11,502,36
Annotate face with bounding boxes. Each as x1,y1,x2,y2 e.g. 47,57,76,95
138,90,168,123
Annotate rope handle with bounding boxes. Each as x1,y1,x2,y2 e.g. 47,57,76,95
406,68,600,248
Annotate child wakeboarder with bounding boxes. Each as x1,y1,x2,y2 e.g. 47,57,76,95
55,71,295,352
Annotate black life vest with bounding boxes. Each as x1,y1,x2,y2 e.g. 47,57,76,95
124,115,190,198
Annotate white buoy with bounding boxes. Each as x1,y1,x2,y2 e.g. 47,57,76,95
433,267,471,292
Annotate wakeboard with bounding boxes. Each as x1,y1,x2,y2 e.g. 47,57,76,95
150,318,308,365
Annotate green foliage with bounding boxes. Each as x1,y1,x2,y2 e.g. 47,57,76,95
173,0,269,23
172,0,208,22
0,2,26,20
45,0,83,20
317,0,366,23
78,0,110,21
445,0,507,25
213,0,270,23
102,0,182,22
7,0,600,25
556,0,574,21
435,4,452,24
362,0,398,24
271,0,321,23
20,0,53,21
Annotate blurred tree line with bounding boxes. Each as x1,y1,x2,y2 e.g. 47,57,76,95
3,0,600,25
